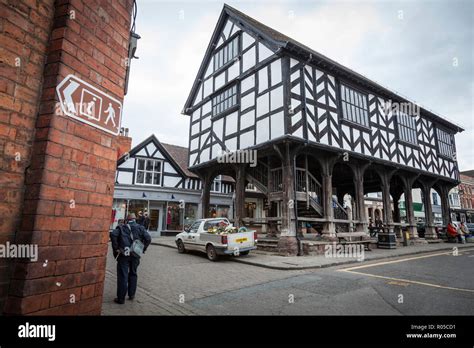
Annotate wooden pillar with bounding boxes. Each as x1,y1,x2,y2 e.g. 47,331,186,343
276,143,298,255
321,156,337,241
402,176,419,240
234,164,246,228
421,183,437,239
199,173,212,219
391,190,403,238
438,183,452,229
351,163,370,235
378,170,397,249
267,159,273,195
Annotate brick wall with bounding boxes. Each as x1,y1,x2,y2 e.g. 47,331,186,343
116,134,132,159
1,0,134,315
459,174,474,210
0,0,57,313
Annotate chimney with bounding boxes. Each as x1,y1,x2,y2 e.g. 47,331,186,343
116,127,132,159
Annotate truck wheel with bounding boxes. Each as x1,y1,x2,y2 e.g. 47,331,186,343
240,250,250,256
177,240,186,253
206,245,218,261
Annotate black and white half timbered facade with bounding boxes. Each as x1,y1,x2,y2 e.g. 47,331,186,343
182,5,464,254
113,135,234,236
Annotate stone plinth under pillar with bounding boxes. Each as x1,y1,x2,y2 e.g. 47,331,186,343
277,236,299,256
424,226,438,239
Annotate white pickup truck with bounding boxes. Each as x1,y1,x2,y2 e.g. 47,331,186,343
175,218,257,261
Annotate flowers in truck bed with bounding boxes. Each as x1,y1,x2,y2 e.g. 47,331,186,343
207,223,238,234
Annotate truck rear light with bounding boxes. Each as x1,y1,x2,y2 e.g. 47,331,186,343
254,232,258,241
221,235,228,244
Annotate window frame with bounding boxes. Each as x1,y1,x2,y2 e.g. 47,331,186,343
211,83,239,120
395,111,419,147
134,157,163,186
436,126,455,159
213,34,240,73
339,82,370,129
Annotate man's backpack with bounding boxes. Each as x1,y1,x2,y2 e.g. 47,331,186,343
128,224,145,258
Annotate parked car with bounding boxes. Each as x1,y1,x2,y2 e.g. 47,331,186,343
175,218,257,261
466,223,474,234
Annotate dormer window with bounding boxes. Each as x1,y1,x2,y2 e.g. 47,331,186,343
213,36,239,72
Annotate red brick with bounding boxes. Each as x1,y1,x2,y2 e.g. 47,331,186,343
1,0,133,315
58,230,86,245
80,244,108,258
38,246,81,262
81,284,95,299
55,259,83,275
67,175,96,191
49,287,81,307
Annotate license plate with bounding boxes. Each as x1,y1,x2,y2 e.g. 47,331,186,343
235,238,247,243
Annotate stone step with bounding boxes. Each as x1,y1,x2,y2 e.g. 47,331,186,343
256,239,279,252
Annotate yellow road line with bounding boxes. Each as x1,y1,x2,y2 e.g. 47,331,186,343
341,249,471,272
338,248,474,293
341,270,474,293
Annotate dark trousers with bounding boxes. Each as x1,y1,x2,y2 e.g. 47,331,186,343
116,255,140,301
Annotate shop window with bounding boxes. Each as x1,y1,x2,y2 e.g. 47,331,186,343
184,203,199,227
166,202,183,231
127,200,148,222
207,205,229,218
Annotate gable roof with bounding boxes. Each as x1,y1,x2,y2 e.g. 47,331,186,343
117,134,188,178
162,143,235,182
182,4,463,133
118,135,235,182
161,142,198,178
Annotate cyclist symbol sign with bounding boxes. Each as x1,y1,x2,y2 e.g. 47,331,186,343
56,74,122,135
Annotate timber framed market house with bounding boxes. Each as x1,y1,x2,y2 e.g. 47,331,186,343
182,5,464,254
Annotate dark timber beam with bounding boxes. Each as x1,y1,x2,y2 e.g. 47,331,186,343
400,174,420,240
198,172,212,219
419,177,439,240
349,162,370,235
274,142,299,255
233,164,246,228
318,154,339,241
375,168,397,249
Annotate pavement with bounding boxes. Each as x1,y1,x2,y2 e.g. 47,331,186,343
102,243,474,315
151,236,474,270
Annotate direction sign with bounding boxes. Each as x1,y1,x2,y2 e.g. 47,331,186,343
56,74,122,135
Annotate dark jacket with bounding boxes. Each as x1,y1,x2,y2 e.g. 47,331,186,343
110,220,152,258
138,216,150,229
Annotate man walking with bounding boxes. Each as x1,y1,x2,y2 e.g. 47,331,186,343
110,213,151,304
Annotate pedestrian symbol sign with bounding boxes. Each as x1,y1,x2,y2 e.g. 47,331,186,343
56,74,122,135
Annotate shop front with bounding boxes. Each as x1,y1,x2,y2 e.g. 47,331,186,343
111,187,233,237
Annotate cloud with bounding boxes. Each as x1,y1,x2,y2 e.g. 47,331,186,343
123,0,473,170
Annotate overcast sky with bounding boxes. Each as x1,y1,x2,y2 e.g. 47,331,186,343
123,0,473,170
